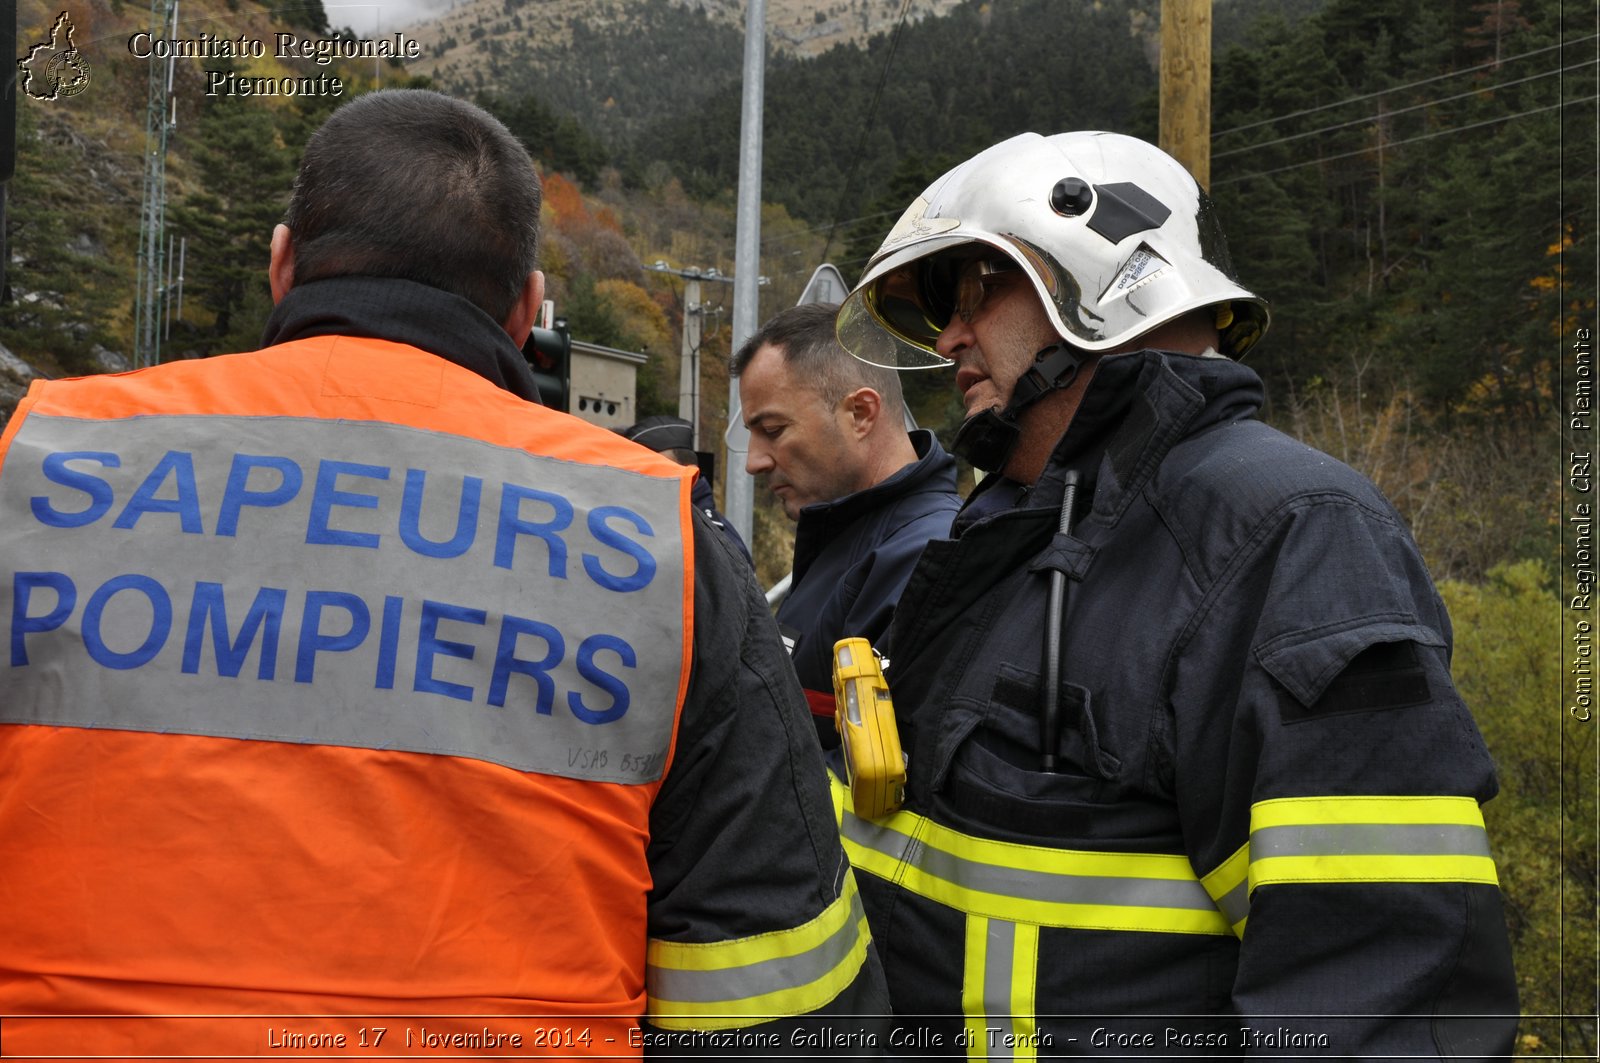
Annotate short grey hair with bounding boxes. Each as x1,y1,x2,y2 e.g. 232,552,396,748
731,302,906,412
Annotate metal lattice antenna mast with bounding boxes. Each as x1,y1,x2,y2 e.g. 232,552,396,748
133,0,177,368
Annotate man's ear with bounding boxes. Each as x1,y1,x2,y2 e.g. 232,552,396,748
269,224,295,304
842,385,883,440
502,270,546,346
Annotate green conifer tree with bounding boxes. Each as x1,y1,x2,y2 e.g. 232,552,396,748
169,78,294,353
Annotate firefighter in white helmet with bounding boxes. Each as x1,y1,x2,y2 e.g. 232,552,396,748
833,131,1517,1057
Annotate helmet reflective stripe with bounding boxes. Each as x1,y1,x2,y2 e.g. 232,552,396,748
838,131,1270,369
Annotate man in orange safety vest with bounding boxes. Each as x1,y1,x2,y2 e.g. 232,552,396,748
0,88,886,1058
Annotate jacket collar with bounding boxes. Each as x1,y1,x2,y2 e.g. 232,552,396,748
886,355,1265,673
1020,350,1263,522
260,276,544,405
791,428,958,575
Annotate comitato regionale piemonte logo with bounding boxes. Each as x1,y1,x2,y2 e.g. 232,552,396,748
19,12,93,101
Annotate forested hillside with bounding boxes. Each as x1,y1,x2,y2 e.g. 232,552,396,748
2,0,1595,1049
2,0,356,378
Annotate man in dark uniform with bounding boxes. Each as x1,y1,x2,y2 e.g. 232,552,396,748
832,130,1518,1058
733,302,960,745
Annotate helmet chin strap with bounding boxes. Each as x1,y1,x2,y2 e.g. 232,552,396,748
951,341,1082,472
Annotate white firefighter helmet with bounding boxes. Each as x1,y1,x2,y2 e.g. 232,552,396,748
837,131,1269,369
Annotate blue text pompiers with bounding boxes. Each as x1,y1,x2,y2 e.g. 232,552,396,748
11,446,659,721
1,409,690,785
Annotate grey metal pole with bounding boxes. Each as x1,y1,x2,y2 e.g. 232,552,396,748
726,0,766,548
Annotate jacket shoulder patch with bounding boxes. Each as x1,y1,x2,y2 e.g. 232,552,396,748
1255,619,1445,722
1278,640,1433,723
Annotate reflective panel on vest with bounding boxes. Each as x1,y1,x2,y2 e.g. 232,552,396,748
0,414,688,784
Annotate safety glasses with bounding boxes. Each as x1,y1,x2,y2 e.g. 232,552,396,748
951,258,1023,325
861,255,1021,349
839,249,1029,369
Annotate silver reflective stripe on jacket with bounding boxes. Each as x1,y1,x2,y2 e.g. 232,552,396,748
835,777,1232,935
646,872,874,1029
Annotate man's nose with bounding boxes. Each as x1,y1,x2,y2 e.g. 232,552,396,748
935,316,974,361
745,438,773,476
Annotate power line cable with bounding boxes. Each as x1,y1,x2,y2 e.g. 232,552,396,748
1214,58,1596,160
1214,96,1592,186
760,208,904,247
1213,32,1599,138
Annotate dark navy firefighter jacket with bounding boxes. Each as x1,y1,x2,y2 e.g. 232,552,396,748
840,350,1518,1059
777,428,961,745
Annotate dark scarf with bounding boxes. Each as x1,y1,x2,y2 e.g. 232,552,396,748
260,275,545,405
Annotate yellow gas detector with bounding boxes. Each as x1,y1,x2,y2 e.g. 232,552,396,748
831,636,906,819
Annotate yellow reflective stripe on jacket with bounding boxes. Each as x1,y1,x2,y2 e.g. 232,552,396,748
962,917,1040,1061
1249,795,1500,889
1201,795,1500,939
831,772,1231,936
645,871,872,1030
1200,841,1250,938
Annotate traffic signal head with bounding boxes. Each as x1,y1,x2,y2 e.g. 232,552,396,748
523,319,571,412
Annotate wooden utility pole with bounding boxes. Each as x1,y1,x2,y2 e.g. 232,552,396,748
645,262,736,448
678,277,703,443
1159,0,1212,190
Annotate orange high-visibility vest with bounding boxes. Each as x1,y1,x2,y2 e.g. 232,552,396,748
0,336,696,1057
